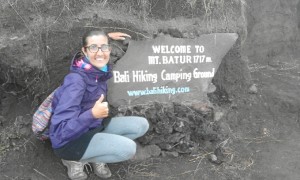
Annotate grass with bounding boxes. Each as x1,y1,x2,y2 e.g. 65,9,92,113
0,116,34,160
115,159,161,179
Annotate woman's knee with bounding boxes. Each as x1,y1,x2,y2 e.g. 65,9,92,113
118,139,136,160
105,116,149,140
131,116,149,135
140,117,149,135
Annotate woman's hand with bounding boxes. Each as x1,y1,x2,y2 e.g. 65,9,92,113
108,32,131,40
91,94,109,119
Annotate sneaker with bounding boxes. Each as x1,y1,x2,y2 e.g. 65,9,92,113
92,163,112,178
61,159,88,180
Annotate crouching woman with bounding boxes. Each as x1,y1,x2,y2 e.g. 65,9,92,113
49,30,149,180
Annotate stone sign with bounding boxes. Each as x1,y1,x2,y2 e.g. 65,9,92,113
108,33,238,106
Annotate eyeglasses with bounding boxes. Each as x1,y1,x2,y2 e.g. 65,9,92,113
85,44,111,53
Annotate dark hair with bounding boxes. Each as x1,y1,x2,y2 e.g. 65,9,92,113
82,30,107,47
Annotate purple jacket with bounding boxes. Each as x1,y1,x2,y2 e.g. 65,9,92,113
49,52,112,148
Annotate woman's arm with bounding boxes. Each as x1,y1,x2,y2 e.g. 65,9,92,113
108,32,131,40
50,73,97,145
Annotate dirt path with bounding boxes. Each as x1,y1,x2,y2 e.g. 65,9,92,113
249,131,300,180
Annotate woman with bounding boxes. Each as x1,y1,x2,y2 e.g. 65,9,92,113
49,30,149,180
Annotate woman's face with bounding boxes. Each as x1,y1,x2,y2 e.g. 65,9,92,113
82,35,110,69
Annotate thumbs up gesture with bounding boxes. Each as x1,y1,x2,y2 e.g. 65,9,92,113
91,94,109,119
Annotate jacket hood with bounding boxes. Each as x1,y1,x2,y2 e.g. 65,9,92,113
70,52,112,82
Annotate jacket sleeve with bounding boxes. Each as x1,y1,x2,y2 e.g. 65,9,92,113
50,73,97,145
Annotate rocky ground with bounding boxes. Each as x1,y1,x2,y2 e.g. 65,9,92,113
1,0,300,179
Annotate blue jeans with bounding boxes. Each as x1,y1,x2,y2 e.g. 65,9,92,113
79,116,149,163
